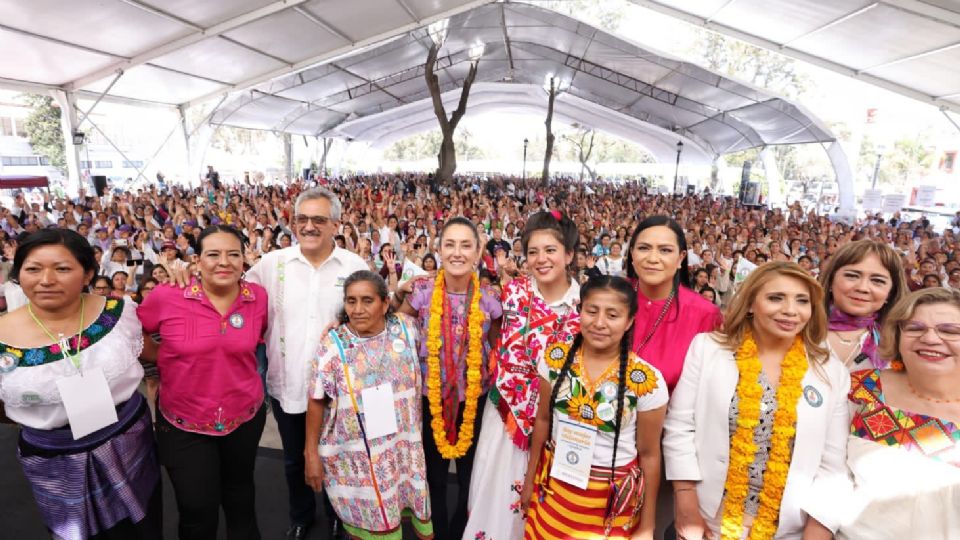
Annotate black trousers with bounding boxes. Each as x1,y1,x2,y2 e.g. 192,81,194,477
269,397,337,528
421,395,486,540
156,406,266,540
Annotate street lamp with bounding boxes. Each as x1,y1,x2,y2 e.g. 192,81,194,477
674,140,684,194
871,144,886,189
522,138,529,179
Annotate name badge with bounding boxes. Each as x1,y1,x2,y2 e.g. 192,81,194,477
360,383,399,439
55,367,119,440
550,418,598,489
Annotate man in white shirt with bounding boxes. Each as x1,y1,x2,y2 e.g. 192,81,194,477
246,188,367,540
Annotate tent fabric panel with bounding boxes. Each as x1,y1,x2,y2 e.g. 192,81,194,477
223,9,349,64
149,38,287,86
789,4,960,69
82,64,227,105
711,0,867,45
217,95,304,129
868,47,960,99
144,0,281,28
302,0,414,41
275,70,369,103
0,0,192,58
283,109,347,135
0,29,115,86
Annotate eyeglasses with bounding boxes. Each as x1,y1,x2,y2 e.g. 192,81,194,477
898,320,960,341
295,215,331,227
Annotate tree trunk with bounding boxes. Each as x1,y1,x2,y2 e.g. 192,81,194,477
542,77,556,184
424,42,478,183
319,137,332,177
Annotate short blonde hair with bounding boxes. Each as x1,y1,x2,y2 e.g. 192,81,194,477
718,261,828,363
879,287,960,362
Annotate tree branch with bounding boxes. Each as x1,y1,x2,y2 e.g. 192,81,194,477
449,62,478,130
425,43,449,132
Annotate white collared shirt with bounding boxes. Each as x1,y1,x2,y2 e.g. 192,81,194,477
247,245,369,413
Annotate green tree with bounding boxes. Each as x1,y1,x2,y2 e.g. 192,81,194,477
859,134,934,187
695,32,807,99
20,94,66,171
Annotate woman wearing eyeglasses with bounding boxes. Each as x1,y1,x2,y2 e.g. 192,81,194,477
835,287,960,539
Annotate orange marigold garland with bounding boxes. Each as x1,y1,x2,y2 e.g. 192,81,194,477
720,330,808,540
426,269,485,459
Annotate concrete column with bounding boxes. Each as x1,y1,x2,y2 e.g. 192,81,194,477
760,146,784,208
51,90,83,196
283,133,293,181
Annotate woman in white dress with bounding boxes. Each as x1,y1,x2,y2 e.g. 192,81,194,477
464,211,580,540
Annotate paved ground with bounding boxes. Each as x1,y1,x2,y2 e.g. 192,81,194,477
1,410,674,539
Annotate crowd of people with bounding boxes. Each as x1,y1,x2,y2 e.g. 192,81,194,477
0,172,958,540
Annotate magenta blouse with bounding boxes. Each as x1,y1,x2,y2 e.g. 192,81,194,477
138,280,268,435
631,284,722,392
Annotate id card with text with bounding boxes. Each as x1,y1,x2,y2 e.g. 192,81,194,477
550,418,598,489
55,367,119,440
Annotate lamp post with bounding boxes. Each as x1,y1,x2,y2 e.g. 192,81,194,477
522,138,529,179
674,140,684,194
871,144,886,189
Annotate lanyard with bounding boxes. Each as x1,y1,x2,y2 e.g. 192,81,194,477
28,295,85,373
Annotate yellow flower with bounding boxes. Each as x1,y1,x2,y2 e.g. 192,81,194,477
6,347,22,358
625,357,658,397
105,299,118,310
425,269,484,459
567,394,604,427
720,331,808,540
544,342,570,370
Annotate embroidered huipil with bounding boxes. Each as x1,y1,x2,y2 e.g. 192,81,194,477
631,284,722,392
309,313,431,535
137,280,268,435
837,369,960,539
408,279,503,399
0,298,143,429
490,275,580,449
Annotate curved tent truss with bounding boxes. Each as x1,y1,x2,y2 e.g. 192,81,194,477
211,2,835,161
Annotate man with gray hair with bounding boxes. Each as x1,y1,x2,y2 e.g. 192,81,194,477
247,188,368,540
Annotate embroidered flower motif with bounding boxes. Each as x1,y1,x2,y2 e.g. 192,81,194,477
241,287,252,297
23,349,45,366
48,343,61,355
626,361,659,397
87,324,103,336
105,299,119,311
6,347,23,358
567,394,604,426
475,532,488,539
544,341,570,370
190,284,201,295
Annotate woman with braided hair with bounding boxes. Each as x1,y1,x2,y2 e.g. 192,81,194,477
521,276,668,539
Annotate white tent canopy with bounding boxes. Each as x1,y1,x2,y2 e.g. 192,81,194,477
629,0,960,115
210,2,836,162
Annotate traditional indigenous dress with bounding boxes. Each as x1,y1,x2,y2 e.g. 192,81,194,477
838,369,960,539
631,284,721,392
309,313,433,540
525,351,668,540
408,277,502,539
465,276,580,540
0,298,161,540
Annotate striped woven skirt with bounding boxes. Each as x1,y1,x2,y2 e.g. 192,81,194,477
524,447,644,540
17,392,161,540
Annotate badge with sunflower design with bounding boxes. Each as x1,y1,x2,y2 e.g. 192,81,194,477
567,394,604,427
544,341,570,370
626,361,659,397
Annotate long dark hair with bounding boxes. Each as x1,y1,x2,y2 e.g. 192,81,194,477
623,215,689,320
547,276,637,515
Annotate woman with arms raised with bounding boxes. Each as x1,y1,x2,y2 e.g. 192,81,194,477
664,262,849,540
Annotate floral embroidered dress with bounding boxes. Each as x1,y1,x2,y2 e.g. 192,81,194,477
837,369,960,539
524,350,669,539
309,313,433,540
465,276,580,540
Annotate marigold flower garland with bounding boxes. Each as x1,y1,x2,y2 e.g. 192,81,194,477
426,268,485,459
720,330,809,540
